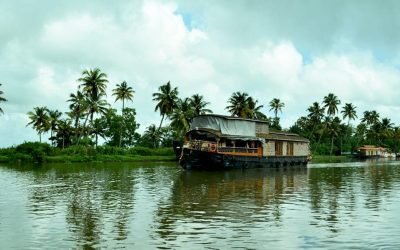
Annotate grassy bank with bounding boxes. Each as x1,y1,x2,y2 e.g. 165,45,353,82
310,155,355,164
0,142,176,164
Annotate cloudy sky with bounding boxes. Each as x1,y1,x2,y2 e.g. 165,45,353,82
1,0,400,147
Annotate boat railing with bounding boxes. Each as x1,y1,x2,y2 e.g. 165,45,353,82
217,147,258,154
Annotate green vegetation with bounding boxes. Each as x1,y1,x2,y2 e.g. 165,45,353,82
0,142,175,163
1,67,400,164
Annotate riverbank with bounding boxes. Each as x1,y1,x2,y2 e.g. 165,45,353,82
0,142,177,164
310,155,355,164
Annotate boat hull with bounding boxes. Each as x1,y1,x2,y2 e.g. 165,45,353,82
179,148,308,170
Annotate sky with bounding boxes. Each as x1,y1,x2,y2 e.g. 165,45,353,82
1,0,400,147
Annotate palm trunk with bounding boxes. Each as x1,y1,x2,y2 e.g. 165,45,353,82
119,100,125,147
158,114,165,132
95,133,98,148
330,135,334,155
39,132,42,143
76,113,90,146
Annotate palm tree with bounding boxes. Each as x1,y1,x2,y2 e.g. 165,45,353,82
247,96,266,119
307,102,325,140
341,103,357,126
143,124,161,148
91,118,106,148
112,81,135,113
307,102,325,122
170,98,194,136
56,119,72,149
226,92,249,118
325,117,342,155
152,81,179,131
68,90,87,129
78,68,108,100
323,93,341,117
380,117,394,140
361,110,380,126
269,98,285,119
78,68,109,124
0,83,6,114
27,107,50,142
189,94,212,116
112,81,135,147
75,96,109,145
48,110,62,146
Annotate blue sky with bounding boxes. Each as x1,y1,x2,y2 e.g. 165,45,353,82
1,0,400,147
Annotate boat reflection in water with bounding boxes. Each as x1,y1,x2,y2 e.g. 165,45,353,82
154,167,308,244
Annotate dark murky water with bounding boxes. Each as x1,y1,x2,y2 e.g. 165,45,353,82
1,161,400,249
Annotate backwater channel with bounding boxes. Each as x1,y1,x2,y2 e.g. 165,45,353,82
1,160,400,249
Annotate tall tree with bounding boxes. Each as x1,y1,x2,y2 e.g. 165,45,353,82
0,83,6,114
112,81,135,113
78,68,109,123
152,81,179,131
341,103,357,125
247,96,266,120
112,81,135,147
67,90,87,129
48,109,62,146
269,98,285,118
56,119,72,149
361,110,380,126
307,102,325,123
27,107,49,142
226,92,249,118
189,94,212,116
170,98,193,136
143,124,161,148
78,68,108,100
325,117,342,155
323,93,341,117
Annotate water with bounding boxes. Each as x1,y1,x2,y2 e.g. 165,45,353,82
1,161,400,249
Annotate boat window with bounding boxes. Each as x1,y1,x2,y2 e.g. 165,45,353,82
287,142,294,156
275,141,283,156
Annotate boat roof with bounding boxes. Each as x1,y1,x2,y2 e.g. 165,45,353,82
188,114,309,143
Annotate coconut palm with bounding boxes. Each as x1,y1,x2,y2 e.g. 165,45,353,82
112,81,135,147
341,103,357,125
189,94,212,116
307,102,325,140
247,96,266,120
380,117,394,139
361,110,380,126
269,98,285,119
27,107,50,142
323,93,341,117
325,117,342,155
112,81,135,113
48,109,62,146
226,92,249,118
56,119,72,149
78,68,109,124
0,83,6,114
307,102,325,123
68,90,88,129
78,68,108,100
143,124,161,148
170,98,194,136
152,81,179,131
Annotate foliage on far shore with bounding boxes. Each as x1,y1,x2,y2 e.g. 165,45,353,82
0,142,175,164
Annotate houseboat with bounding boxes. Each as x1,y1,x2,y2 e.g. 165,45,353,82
179,114,310,169
356,145,396,158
